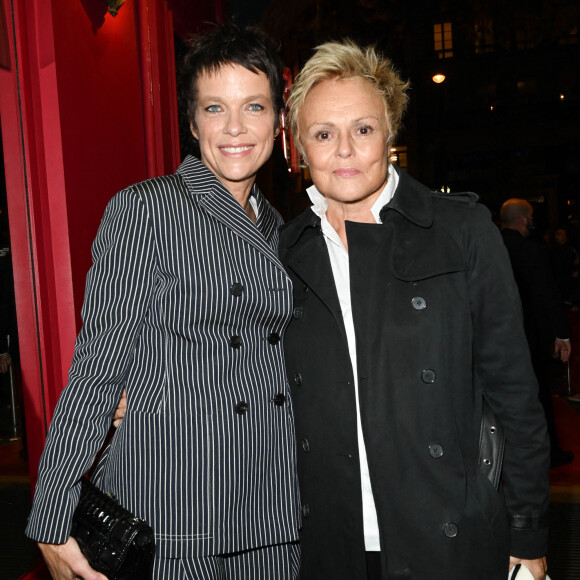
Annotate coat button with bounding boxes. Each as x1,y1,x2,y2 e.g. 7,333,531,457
301,438,310,452
429,444,444,458
421,369,436,383
230,335,242,348
293,306,303,319
302,504,310,518
230,282,244,297
268,332,280,345
443,522,458,538
293,372,303,386
272,393,286,406
411,296,426,310
236,401,248,415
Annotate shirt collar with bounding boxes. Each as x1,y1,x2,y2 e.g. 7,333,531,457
306,164,399,224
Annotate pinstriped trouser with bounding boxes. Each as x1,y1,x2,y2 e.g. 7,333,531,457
153,541,301,579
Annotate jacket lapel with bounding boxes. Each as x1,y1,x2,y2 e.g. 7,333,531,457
254,188,279,246
177,155,285,273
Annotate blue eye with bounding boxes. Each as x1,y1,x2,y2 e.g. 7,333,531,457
248,103,265,111
205,105,221,113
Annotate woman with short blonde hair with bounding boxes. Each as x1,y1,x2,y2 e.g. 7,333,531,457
287,40,409,154
280,39,550,580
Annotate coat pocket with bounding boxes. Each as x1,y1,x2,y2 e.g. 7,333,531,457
102,409,215,546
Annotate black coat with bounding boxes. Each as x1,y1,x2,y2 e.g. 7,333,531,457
279,169,549,580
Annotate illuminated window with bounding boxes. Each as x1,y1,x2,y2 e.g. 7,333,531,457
434,22,453,59
516,79,537,104
281,68,301,173
390,146,408,170
558,23,578,45
515,16,536,49
474,19,494,53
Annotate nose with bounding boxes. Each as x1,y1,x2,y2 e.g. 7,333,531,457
336,132,354,158
224,111,247,137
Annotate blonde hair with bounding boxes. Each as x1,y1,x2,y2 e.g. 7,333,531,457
288,40,410,155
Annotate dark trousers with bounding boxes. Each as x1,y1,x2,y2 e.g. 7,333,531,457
366,552,382,580
152,542,300,579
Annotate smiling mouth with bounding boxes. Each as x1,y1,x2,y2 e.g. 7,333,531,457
220,145,254,153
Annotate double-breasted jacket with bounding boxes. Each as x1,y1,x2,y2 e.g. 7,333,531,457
279,168,550,579
26,155,300,558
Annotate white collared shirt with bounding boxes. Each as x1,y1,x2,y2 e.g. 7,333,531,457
306,164,399,551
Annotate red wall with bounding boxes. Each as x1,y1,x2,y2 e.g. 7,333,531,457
0,0,199,483
0,4,223,576
169,0,226,37
52,2,149,321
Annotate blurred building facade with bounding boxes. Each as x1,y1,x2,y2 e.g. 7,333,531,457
261,0,580,229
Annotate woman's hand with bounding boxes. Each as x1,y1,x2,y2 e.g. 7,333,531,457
509,556,548,580
0,353,10,373
39,537,108,579
113,389,127,428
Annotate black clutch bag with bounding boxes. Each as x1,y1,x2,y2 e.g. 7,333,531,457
71,478,155,580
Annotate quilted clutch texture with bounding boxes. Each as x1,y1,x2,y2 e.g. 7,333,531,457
71,478,155,580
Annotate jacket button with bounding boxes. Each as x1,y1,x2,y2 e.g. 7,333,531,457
302,504,310,518
268,332,280,345
411,296,426,310
443,522,458,538
429,444,444,458
293,306,303,319
230,335,242,348
301,438,310,452
293,372,303,386
272,393,286,406
236,401,248,415
421,369,436,383
230,282,244,296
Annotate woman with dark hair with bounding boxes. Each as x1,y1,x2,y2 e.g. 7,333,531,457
26,24,300,580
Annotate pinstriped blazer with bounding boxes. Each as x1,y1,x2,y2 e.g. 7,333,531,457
26,155,300,558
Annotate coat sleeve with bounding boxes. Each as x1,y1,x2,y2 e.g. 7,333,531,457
25,187,158,544
465,206,550,559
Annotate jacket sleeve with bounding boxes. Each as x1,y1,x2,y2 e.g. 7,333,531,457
465,206,550,559
527,240,570,340
25,187,158,544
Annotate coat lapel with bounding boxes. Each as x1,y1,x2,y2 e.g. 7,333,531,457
280,210,349,343
380,169,467,281
177,155,285,273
